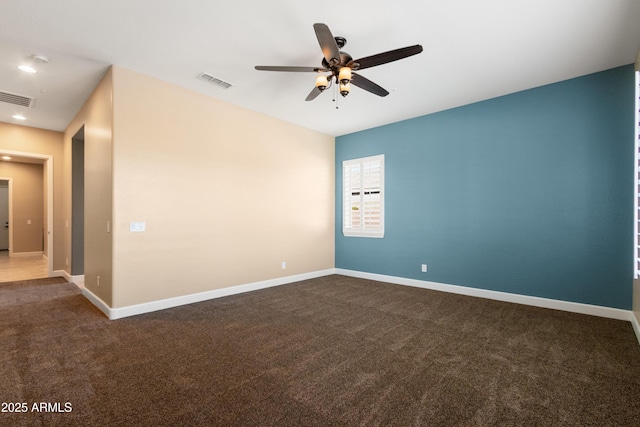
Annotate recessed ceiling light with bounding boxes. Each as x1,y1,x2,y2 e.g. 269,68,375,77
1,156,11,161
18,64,37,73
12,114,26,120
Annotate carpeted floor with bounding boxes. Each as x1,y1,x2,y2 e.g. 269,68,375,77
1,275,640,426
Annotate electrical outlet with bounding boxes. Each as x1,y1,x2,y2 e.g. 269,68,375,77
421,264,427,273
97,276,101,287
65,258,68,266
281,261,286,269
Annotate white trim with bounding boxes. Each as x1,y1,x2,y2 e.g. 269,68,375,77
86,269,335,320
45,154,53,277
342,154,385,238
635,70,639,279
335,269,634,322
71,274,85,288
55,269,85,288
79,266,640,347
53,269,72,281
632,312,640,346
81,286,111,318
10,251,44,257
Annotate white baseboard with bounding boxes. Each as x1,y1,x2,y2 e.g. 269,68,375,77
96,269,336,320
73,275,85,288
632,312,640,346
53,269,71,281
82,287,111,318
11,251,44,258
53,270,84,288
78,266,640,346
336,269,634,322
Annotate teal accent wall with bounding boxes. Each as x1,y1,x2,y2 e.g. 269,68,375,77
336,65,635,309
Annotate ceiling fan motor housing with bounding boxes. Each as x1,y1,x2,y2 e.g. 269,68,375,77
322,51,354,71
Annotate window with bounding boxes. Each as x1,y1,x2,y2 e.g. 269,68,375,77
635,69,640,278
343,155,384,238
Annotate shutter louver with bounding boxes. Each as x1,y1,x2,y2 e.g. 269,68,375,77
362,160,381,229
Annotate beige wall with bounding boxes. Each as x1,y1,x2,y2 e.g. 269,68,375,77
64,68,114,306
61,65,335,310
0,162,44,253
110,66,335,308
0,123,63,264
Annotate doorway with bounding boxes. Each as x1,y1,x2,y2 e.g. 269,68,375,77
0,172,48,282
0,150,53,277
71,126,85,277
0,179,8,250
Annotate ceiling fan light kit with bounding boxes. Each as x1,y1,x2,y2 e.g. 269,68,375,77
315,74,328,91
338,67,352,86
339,82,350,97
255,23,422,104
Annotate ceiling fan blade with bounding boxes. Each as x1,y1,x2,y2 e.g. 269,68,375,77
313,23,341,66
352,45,423,70
255,66,328,72
305,86,323,101
351,73,389,97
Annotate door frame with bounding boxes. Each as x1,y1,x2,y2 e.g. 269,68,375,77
0,150,53,277
0,178,11,251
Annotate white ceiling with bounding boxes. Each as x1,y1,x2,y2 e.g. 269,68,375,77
0,0,639,137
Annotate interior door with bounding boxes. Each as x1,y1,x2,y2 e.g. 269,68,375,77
0,183,8,250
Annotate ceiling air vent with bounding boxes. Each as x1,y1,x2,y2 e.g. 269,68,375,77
0,90,36,108
196,72,233,89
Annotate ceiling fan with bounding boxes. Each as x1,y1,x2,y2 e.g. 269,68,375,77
255,23,423,102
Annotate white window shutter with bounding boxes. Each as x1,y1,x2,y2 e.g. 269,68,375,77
635,70,640,278
343,155,384,238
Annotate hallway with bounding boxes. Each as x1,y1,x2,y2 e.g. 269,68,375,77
0,251,48,283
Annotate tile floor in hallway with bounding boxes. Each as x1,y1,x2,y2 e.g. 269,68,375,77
0,250,49,283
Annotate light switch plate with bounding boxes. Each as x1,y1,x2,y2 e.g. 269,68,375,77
130,221,146,232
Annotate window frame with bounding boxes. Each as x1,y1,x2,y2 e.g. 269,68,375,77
635,69,639,278
342,154,385,238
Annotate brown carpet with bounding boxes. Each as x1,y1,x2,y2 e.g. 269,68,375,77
1,275,640,426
